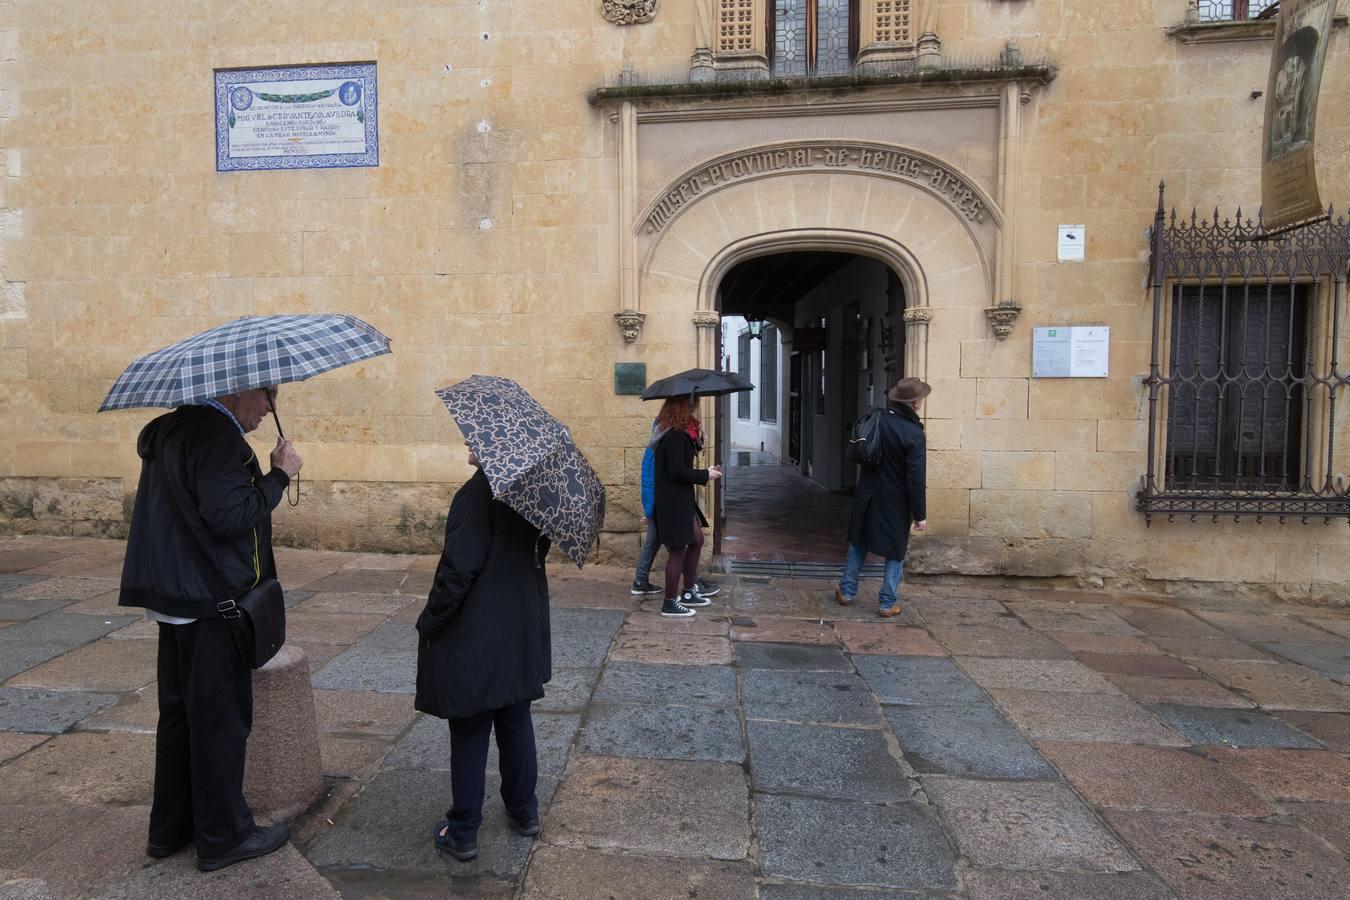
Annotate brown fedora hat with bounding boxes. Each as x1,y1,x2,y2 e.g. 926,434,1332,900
887,377,932,404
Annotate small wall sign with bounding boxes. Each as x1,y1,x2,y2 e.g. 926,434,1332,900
215,62,378,172
1032,326,1109,378
614,362,647,395
1057,224,1085,262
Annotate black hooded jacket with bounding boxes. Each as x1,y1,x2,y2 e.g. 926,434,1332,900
118,405,290,619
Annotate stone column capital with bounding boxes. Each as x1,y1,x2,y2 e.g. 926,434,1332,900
615,309,647,343
692,310,721,329
902,306,933,325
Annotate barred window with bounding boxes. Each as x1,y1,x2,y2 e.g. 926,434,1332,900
760,326,778,423
771,0,858,77
1139,193,1350,524
873,0,911,43
718,0,758,52
738,332,752,419
1194,1,1279,22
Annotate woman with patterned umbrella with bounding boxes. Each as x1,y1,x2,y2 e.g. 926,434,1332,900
417,375,605,863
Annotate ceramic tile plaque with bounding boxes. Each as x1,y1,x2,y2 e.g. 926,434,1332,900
215,63,378,172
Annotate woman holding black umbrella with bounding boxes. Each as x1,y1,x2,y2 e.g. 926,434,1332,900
651,396,722,617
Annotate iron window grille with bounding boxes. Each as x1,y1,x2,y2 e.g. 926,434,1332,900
1140,184,1350,524
760,325,779,423
1193,0,1279,21
738,332,753,419
769,0,859,78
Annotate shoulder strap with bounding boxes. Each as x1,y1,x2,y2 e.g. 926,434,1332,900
153,417,241,612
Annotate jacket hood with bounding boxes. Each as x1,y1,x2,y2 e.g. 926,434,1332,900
136,413,172,461
647,425,671,449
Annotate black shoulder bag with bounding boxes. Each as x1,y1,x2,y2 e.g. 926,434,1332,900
156,436,286,670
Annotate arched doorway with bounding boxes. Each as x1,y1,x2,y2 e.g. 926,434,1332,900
715,250,908,565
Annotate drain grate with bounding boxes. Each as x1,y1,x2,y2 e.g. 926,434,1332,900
725,559,888,578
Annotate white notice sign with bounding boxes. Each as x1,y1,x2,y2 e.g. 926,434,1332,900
1033,326,1110,378
1057,224,1085,262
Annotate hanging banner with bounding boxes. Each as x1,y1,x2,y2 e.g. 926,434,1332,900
215,62,378,173
1260,0,1336,231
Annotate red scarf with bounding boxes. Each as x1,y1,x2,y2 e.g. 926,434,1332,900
684,417,701,443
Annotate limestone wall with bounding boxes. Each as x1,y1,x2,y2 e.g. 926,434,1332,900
0,1,1346,601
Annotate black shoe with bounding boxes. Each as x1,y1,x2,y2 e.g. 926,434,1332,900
196,823,290,872
508,813,541,837
146,835,192,858
433,819,478,861
630,580,661,595
681,589,712,608
660,597,696,617
692,581,721,599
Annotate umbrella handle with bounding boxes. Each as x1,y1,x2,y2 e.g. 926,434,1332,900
268,396,300,507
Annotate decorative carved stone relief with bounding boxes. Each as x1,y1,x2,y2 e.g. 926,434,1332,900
984,302,1022,339
615,309,646,342
602,0,658,26
692,310,722,328
902,307,933,324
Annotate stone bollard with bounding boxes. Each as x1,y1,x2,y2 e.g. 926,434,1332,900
244,644,325,822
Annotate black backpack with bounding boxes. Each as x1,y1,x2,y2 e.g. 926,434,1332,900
847,408,885,466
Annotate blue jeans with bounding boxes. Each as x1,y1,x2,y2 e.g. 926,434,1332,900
838,543,905,610
634,519,659,584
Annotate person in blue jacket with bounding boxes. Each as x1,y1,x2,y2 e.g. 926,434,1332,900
629,419,664,595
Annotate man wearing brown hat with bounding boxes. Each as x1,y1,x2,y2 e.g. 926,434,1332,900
835,377,929,617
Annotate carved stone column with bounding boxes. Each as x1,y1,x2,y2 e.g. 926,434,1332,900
690,0,716,82
692,310,721,369
711,0,768,80
902,306,932,381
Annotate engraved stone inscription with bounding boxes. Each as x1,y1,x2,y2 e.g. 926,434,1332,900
642,144,989,233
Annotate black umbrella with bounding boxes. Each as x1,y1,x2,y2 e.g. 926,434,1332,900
641,368,754,401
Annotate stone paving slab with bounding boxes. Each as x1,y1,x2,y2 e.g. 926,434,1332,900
534,667,598,713
832,622,944,656
6,637,156,692
1106,673,1255,708
0,642,85,682
320,734,394,779
1206,747,1350,802
734,642,852,671
1260,642,1350,680
730,616,837,644
956,657,1123,694
853,656,990,707
295,592,417,616
741,669,881,725
989,689,1189,745
386,712,580,776
757,885,908,899
0,732,48,764
909,596,1020,628
622,610,729,636
0,613,137,651
1194,611,1342,644
545,755,749,860
2,577,119,601
311,647,417,694
884,704,1054,779
92,844,341,900
963,869,1174,900
0,687,119,734
77,687,158,734
16,803,149,899
0,598,71,620
1037,741,1272,815
106,619,158,640
609,632,733,666
1275,711,1350,750
923,777,1138,872
303,570,410,594
1116,606,1230,639
754,794,956,890
1073,651,1198,678
1004,603,1142,635
591,662,736,708
1147,635,1273,660
1148,703,1323,748
304,768,554,879
1105,810,1350,899
929,625,1073,659
1187,658,1350,711
1044,631,1164,655
747,720,908,801
285,611,388,646
312,689,418,737
578,704,743,763
0,575,45,594
1281,801,1350,856
519,846,756,900
0,731,155,807
323,869,514,898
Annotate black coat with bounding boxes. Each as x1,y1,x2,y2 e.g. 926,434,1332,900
652,429,709,548
415,469,552,721
119,406,289,618
847,403,927,561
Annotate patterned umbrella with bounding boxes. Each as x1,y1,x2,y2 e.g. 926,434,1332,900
435,376,606,568
99,314,391,412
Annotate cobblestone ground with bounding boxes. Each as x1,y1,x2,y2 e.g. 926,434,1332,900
2,536,1349,899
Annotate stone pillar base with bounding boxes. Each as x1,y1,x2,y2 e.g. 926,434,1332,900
855,43,917,74
244,644,325,822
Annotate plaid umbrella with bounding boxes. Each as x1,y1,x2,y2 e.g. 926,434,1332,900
99,314,391,412
435,376,606,568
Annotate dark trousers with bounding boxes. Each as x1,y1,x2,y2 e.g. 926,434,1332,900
150,618,255,856
446,700,538,844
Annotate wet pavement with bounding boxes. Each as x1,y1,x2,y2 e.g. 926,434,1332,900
721,450,851,562
1,535,1349,898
